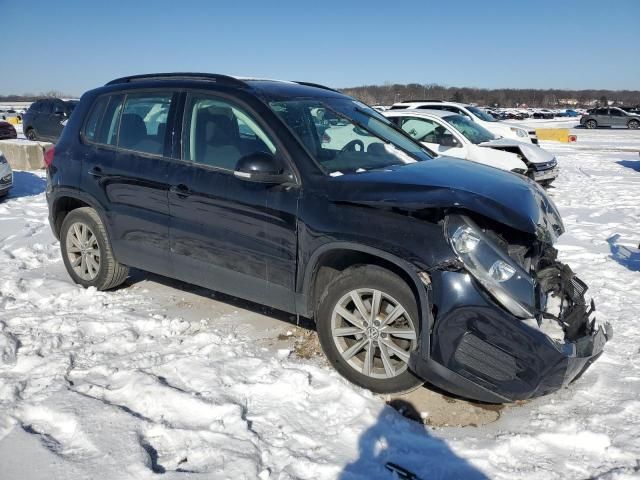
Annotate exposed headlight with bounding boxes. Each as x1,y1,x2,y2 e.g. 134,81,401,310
510,127,528,138
446,214,536,318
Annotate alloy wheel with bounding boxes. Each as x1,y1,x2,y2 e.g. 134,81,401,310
330,288,418,379
65,222,101,281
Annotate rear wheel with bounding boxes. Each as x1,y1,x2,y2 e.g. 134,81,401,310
60,207,129,290
316,265,423,394
628,120,639,130
25,128,37,140
585,120,597,129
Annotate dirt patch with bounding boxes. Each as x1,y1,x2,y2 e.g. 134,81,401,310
387,387,507,427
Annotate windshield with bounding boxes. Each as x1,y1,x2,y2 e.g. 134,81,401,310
445,114,496,144
269,98,433,175
467,106,497,122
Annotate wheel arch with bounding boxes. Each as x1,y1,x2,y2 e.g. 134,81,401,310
50,189,111,242
301,242,432,327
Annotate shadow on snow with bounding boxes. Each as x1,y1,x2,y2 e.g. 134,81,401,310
607,234,640,272
3,171,47,199
339,399,488,480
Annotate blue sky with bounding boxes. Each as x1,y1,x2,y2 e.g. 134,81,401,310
1,0,639,96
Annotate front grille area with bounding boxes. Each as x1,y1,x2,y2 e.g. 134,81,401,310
454,334,518,381
534,158,558,171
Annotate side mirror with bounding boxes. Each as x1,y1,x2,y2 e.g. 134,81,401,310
233,152,291,184
440,135,459,148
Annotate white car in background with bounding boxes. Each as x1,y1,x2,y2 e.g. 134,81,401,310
389,100,539,145
384,110,559,185
0,151,13,198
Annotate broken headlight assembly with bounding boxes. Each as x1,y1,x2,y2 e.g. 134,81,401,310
445,214,536,318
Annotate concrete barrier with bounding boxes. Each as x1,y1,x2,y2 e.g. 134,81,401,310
0,139,54,170
535,128,578,143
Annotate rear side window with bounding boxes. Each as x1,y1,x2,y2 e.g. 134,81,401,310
95,95,124,146
83,96,110,142
40,101,53,114
117,93,172,155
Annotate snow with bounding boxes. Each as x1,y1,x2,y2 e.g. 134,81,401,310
0,130,639,479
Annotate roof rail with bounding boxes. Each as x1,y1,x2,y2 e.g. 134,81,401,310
105,72,248,88
294,81,341,93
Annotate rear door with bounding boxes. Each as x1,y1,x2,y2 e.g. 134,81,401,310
81,91,176,276
167,91,300,311
609,108,627,127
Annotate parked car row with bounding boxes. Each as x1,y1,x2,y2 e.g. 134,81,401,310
45,72,610,403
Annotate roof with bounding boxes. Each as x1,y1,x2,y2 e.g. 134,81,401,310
103,73,345,100
384,109,459,119
392,100,468,108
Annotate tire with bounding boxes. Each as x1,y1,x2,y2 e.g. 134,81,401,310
628,120,639,130
585,120,597,129
25,128,37,141
60,207,129,290
316,265,423,394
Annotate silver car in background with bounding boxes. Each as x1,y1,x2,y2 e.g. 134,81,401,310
0,151,13,198
580,107,640,129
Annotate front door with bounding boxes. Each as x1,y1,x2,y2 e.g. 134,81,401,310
168,92,300,311
396,116,466,158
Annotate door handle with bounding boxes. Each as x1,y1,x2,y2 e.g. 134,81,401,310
169,184,191,198
88,166,104,178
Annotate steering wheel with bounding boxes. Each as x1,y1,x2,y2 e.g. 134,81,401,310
341,139,365,153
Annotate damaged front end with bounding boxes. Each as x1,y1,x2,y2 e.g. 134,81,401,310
411,213,611,403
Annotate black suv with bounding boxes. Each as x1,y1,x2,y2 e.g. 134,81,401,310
23,98,78,142
45,73,610,402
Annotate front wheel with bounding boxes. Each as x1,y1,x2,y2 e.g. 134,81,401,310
60,207,129,290
25,128,37,140
585,120,597,129
316,265,423,394
628,120,639,130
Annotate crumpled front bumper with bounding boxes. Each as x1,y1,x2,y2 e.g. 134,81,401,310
409,269,611,403
0,163,13,195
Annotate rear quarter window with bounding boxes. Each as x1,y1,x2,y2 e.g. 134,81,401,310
83,96,110,142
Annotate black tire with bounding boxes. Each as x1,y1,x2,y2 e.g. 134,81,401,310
585,120,597,129
60,207,129,290
25,128,37,141
628,120,639,130
316,265,423,394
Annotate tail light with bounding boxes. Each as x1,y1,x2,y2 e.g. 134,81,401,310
44,146,55,167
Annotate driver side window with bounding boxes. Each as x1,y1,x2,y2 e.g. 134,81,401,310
183,95,276,170
399,117,458,147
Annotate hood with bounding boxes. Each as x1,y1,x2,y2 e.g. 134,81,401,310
479,138,555,165
328,157,564,243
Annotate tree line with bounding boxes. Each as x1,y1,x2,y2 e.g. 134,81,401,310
339,83,640,108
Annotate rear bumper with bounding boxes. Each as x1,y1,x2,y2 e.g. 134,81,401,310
409,270,611,403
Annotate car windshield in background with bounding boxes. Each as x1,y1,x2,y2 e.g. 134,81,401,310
446,114,496,144
269,98,432,175
467,106,497,122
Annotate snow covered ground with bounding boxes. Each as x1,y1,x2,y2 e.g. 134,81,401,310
0,130,639,479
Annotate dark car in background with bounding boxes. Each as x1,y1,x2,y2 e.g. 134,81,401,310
45,73,609,402
0,121,17,140
23,98,78,141
580,107,640,129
